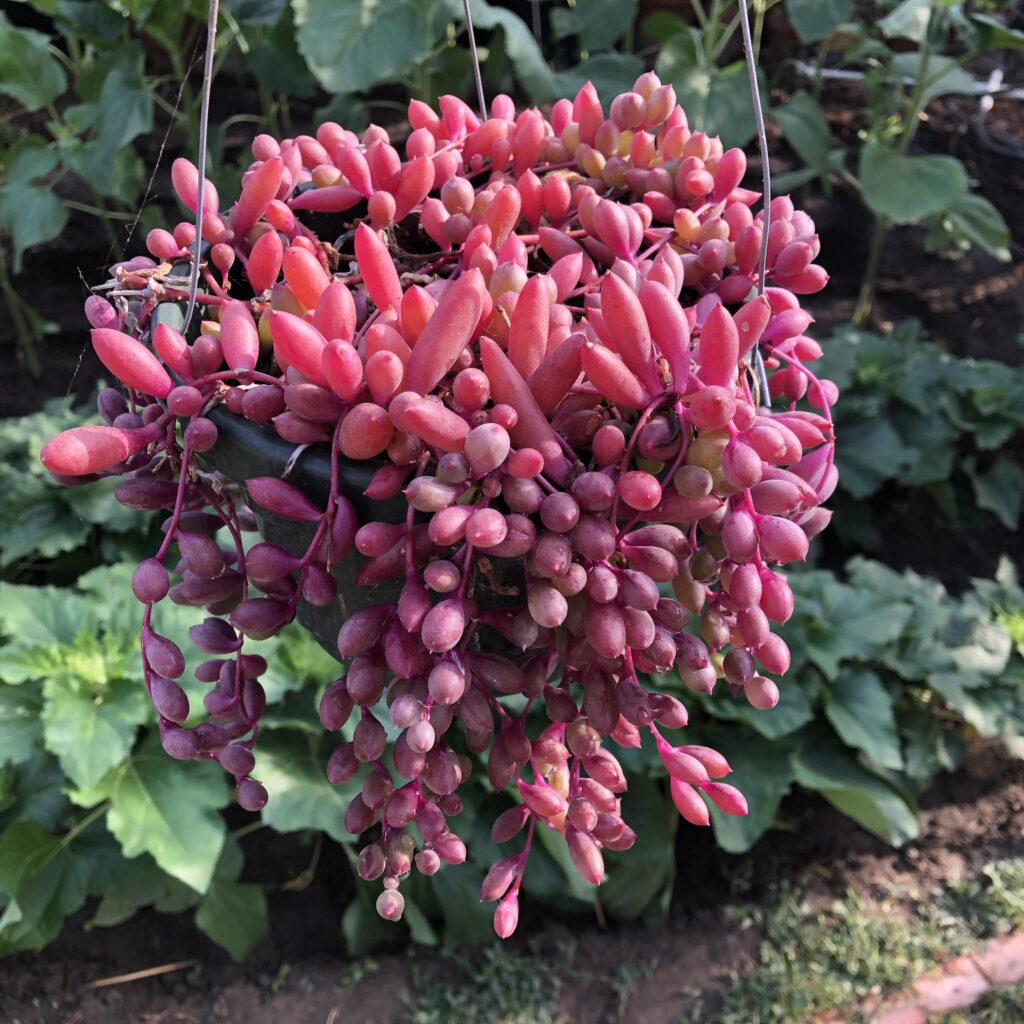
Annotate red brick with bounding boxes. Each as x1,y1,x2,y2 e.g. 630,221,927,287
972,933,1024,987
913,955,991,1012
873,1000,926,1024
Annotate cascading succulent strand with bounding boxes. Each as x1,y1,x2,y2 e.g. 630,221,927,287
42,70,835,938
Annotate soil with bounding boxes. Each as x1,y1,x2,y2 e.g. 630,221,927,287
2,51,1024,1024
2,741,1021,1024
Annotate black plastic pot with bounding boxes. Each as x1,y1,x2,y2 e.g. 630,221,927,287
152,297,405,658
203,408,407,656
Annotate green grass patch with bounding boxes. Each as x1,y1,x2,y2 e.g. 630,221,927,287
403,941,573,1024
704,858,1024,1024
701,890,956,1024
945,984,1024,1023
397,859,1024,1024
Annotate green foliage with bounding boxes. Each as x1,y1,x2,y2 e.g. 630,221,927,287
785,0,853,43
818,323,1024,540
858,146,968,225
709,855,1024,1023
0,396,154,576
690,555,1024,850
405,942,570,1024
707,889,955,1023
771,0,1015,321
650,4,765,150
0,567,261,956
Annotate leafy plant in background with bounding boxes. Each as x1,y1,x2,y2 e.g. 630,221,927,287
819,322,1024,549
1,0,646,370
3,552,1021,956
4,342,1023,955
689,555,1024,853
646,0,777,150
0,396,154,580
774,0,1021,323
0,563,679,956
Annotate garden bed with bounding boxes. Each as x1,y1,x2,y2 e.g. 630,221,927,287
3,740,1022,1023
2,65,1023,1024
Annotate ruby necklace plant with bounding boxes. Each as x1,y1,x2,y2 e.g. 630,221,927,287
42,41,835,935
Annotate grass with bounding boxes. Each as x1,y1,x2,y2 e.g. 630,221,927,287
394,859,1024,1024
702,858,1024,1024
944,859,1024,939
698,889,957,1024
945,984,1024,1023
403,941,573,1024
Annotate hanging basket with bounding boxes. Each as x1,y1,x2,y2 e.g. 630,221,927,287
41,0,837,937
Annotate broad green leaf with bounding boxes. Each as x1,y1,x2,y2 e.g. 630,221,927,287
53,1,128,43
774,92,832,177
226,0,288,25
86,847,197,928
426,864,494,948
702,677,815,740
293,0,435,96
877,0,931,42
929,673,1017,736
259,623,341,703
967,13,1024,51
900,705,965,784
707,730,795,854
793,739,918,846
0,584,97,652
772,167,820,193
446,0,558,103
642,11,687,43
245,5,318,99
835,418,916,498
946,193,1011,262
0,686,43,767
4,136,59,185
0,820,91,953
785,0,852,43
93,64,154,153
550,0,636,51
0,183,68,271
0,752,67,833
69,62,153,196
890,53,977,103
92,741,229,892
858,146,968,225
824,669,904,770
255,731,358,843
41,674,149,790
965,456,1023,531
790,574,913,678
0,477,92,567
0,14,67,112
195,881,269,960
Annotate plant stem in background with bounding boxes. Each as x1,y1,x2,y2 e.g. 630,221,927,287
0,248,45,375
854,6,935,326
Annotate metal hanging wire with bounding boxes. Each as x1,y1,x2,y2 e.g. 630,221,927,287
463,0,487,121
183,0,220,335
738,0,773,409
